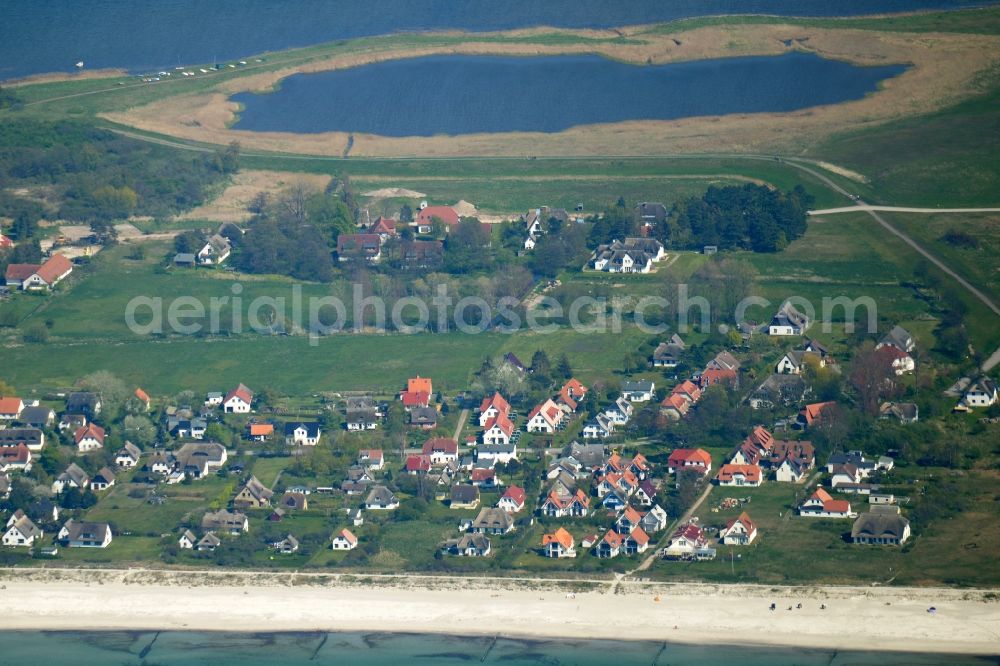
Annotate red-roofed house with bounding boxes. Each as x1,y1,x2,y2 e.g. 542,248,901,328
0,397,25,421
667,448,712,476
223,384,253,413
416,205,460,231
799,401,836,428
540,489,590,518
625,526,650,554
404,454,432,474
36,254,73,289
701,367,738,389
497,485,526,513
663,522,709,558
337,233,382,262
471,467,501,488
526,399,564,433
370,216,398,239
6,254,72,290
0,234,12,249
75,423,105,452
0,444,32,472
408,376,433,395
615,505,644,534
358,449,385,470
874,345,915,375
400,376,433,409
421,438,458,464
542,527,576,558
331,528,358,550
247,422,275,442
478,392,510,427
557,379,588,411
659,393,690,421
747,425,774,451
401,391,431,409
672,380,702,405
799,488,853,518
720,512,758,545
4,264,38,288
134,388,151,411
716,464,762,487
596,529,624,558
482,412,514,446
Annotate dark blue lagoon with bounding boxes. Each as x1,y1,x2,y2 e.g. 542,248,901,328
231,53,907,136
0,0,988,80
0,631,992,665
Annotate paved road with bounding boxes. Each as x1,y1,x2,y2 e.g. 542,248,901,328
631,480,714,575
452,408,470,442
809,205,1000,215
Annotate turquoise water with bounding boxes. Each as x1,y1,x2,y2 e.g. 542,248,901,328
0,631,991,665
231,53,907,136
0,1,990,80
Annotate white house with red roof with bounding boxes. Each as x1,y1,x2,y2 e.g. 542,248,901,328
526,398,564,433
595,529,624,558
0,397,25,421
624,526,651,555
331,528,358,550
74,423,105,452
400,376,433,410
874,344,915,375
542,527,576,558
471,467,501,489
716,464,762,487
358,449,385,470
667,448,712,476
799,488,853,518
5,254,73,291
663,522,710,558
482,412,514,446
421,438,458,464
370,216,398,239
540,489,590,518
223,384,253,413
720,512,758,545
615,505,644,534
404,454,432,474
659,394,689,421
415,205,460,233
557,378,588,412
478,392,510,427
497,485,526,513
0,444,32,472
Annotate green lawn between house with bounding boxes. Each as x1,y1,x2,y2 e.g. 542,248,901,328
646,469,1000,588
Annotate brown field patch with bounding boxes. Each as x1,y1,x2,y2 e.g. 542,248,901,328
101,25,1000,160
177,169,333,222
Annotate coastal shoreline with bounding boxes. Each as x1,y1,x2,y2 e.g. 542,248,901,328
2,568,997,655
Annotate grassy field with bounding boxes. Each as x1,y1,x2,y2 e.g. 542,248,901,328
749,212,1000,355
355,176,748,216
816,76,1000,207
648,469,1000,588
879,212,1000,305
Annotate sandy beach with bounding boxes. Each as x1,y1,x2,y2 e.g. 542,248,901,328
1,568,997,655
